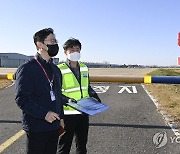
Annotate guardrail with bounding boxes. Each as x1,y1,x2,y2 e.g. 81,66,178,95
1,73,180,84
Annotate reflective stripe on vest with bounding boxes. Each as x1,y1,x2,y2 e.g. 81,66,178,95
61,67,88,74
58,62,90,114
62,86,88,93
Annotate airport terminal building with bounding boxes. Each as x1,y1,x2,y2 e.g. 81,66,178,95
0,53,59,68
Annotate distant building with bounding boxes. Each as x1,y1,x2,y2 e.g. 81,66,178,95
0,53,30,68
0,53,59,68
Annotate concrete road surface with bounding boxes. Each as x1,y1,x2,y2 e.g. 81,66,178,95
0,83,180,154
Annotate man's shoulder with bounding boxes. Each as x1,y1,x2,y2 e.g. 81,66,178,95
18,59,36,69
79,62,88,67
57,62,67,68
57,62,66,66
15,59,37,75
50,63,61,74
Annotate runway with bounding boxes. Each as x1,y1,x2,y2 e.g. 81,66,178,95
0,67,156,76
0,83,179,154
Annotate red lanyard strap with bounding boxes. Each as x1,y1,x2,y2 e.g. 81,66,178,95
34,57,54,87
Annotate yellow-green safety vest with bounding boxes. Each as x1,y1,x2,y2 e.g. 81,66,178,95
57,62,90,114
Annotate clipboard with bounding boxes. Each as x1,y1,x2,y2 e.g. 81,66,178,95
67,98,109,115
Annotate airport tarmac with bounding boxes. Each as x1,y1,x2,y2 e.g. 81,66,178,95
2,67,180,153
0,67,156,76
0,82,180,153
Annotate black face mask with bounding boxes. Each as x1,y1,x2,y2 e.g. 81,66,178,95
46,44,59,57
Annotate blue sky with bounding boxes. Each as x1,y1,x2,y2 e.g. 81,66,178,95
0,0,180,66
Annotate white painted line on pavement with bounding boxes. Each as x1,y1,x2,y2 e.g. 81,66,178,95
5,81,15,89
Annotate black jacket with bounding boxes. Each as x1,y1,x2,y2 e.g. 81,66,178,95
15,53,66,132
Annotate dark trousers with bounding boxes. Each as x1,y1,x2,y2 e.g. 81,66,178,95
57,114,89,154
26,130,59,154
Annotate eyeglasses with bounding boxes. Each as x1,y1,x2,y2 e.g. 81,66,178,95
44,39,58,44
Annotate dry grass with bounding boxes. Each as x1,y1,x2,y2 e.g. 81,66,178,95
145,68,180,125
145,84,180,123
0,79,13,89
173,69,180,73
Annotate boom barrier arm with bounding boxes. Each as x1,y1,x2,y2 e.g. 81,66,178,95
90,76,180,84
0,73,14,80
1,73,180,84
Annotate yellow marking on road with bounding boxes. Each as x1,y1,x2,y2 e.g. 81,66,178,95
0,130,25,153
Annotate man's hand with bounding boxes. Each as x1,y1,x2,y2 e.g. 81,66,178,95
92,96,101,103
68,98,77,103
45,111,60,123
60,119,65,129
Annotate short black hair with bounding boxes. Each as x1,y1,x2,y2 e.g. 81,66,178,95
63,38,81,50
33,28,54,47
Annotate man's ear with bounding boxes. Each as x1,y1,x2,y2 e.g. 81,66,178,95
36,41,47,51
64,50,68,55
36,41,43,49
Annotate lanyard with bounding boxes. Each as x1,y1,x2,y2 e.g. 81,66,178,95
34,57,54,90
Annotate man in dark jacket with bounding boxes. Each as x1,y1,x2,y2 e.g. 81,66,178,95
15,28,65,154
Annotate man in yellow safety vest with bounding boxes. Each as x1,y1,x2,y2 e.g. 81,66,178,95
57,38,101,154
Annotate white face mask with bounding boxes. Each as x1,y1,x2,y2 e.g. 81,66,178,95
67,52,81,61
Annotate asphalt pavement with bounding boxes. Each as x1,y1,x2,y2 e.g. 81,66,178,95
0,83,180,154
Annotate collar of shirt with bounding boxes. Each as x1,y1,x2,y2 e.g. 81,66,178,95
66,59,80,82
35,53,53,66
66,59,78,68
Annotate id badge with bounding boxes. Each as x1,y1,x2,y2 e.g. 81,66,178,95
50,90,56,101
